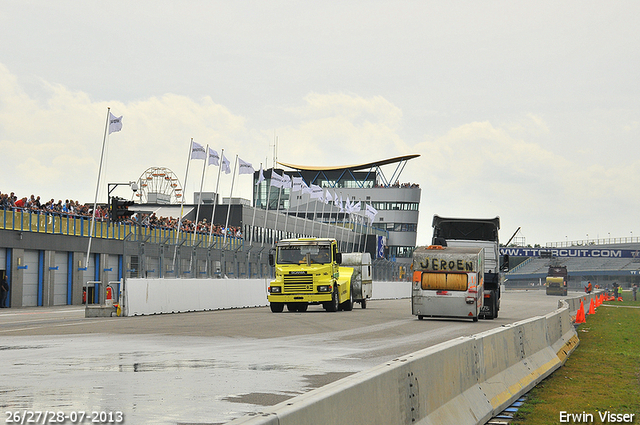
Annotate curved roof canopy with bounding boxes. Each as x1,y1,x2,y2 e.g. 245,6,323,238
278,154,420,172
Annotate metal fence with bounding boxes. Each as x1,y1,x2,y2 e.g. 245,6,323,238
1,208,410,282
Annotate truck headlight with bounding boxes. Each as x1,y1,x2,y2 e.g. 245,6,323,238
269,286,282,293
317,285,331,292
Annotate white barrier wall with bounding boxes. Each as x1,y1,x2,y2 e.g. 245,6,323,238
123,278,410,316
124,278,269,316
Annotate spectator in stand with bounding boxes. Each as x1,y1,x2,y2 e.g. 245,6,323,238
14,197,27,209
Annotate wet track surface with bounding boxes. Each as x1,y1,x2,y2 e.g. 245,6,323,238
0,290,568,424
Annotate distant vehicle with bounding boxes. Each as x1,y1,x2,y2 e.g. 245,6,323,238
430,215,506,319
267,238,354,312
412,245,485,322
546,266,568,296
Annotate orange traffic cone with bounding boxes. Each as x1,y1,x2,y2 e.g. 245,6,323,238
596,294,602,307
575,300,586,324
588,298,596,315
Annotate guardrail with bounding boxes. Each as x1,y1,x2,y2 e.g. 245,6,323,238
224,294,590,425
0,209,242,249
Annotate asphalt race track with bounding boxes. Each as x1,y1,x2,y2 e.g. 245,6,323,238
0,289,570,425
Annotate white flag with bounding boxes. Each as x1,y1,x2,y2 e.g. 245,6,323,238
301,180,310,194
208,148,220,166
256,164,265,186
270,170,284,188
291,177,304,192
282,173,292,189
325,190,333,204
323,189,332,205
365,204,378,223
344,197,352,212
238,157,255,175
221,153,231,174
309,184,323,199
108,112,123,134
351,201,361,214
191,141,207,160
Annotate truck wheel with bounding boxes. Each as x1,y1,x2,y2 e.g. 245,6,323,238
298,303,308,312
286,303,297,312
486,299,496,320
361,299,367,309
325,288,339,312
270,303,284,313
342,291,353,311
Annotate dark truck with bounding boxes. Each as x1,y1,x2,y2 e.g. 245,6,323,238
546,265,568,296
431,215,506,319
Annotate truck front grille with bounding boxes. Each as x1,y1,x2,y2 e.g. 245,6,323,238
283,274,314,293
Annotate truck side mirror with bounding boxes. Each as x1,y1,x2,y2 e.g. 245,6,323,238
268,251,275,267
335,252,342,265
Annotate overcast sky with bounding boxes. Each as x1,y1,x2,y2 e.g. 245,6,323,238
1,1,639,246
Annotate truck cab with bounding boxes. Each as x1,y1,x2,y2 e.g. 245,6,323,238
431,215,504,319
546,265,568,296
268,238,353,312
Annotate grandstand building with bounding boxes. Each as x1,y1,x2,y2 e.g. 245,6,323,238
503,243,640,289
254,155,421,264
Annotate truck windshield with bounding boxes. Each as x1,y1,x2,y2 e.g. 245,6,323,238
278,245,332,264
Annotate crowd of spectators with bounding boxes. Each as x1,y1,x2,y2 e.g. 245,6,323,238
0,191,108,219
373,181,420,188
138,213,242,238
0,191,242,238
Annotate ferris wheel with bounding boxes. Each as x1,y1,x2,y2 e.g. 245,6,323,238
135,167,183,204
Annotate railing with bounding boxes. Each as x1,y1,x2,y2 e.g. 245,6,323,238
546,236,639,248
0,209,243,250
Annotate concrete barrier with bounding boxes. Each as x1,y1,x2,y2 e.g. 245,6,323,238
124,278,270,316
123,278,411,316
225,298,581,425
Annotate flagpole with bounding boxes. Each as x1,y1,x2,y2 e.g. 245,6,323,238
302,189,309,237
310,197,318,237
363,202,371,254
223,155,238,248
208,148,224,243
272,180,283,247
173,138,194,273
190,143,208,271
261,169,273,247
282,177,291,240
250,163,261,246
292,179,301,238
357,214,362,252
320,191,328,238
333,192,341,240
85,108,111,269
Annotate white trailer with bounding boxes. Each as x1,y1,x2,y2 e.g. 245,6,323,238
341,252,372,308
411,245,484,322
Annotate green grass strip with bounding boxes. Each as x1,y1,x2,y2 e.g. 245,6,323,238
511,291,640,424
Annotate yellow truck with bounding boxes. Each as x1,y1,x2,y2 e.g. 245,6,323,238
546,266,568,296
267,238,354,312
411,245,484,322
